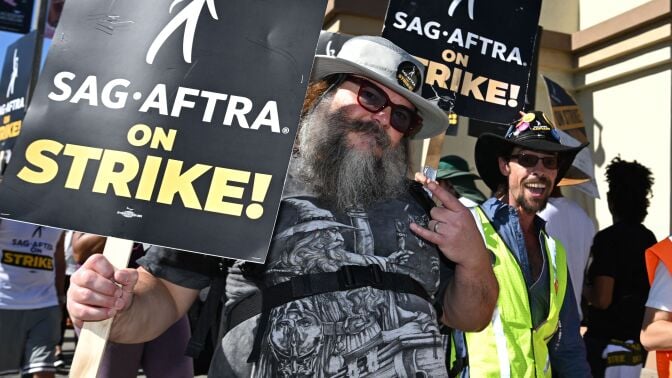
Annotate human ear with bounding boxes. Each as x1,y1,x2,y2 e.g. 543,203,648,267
498,157,510,176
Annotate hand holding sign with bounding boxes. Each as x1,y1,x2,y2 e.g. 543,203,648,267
67,245,137,327
68,237,134,376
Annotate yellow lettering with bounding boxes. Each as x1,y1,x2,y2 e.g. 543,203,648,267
17,139,64,184
156,160,211,209
485,79,508,105
9,121,21,137
127,124,153,147
135,155,163,201
23,255,34,266
425,61,450,89
460,72,486,100
92,150,140,197
2,252,12,264
63,144,103,189
204,168,250,215
150,127,177,151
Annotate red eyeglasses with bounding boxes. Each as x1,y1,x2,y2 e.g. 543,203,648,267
509,153,559,169
346,76,423,136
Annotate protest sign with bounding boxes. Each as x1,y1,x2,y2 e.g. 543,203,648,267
316,30,352,57
382,0,542,124
0,31,37,153
0,0,328,262
0,0,33,34
543,76,599,197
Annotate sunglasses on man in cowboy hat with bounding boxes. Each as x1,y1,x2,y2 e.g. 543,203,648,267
474,111,588,192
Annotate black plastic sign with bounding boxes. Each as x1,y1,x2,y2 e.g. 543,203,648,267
0,0,327,262
0,0,34,34
0,30,37,152
383,0,542,124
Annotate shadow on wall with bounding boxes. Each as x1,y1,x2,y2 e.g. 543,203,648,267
593,119,605,167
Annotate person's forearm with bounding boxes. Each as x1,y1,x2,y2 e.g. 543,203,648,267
109,269,197,343
641,319,672,350
72,233,106,263
442,254,498,331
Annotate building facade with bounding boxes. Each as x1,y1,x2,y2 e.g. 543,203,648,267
323,0,671,240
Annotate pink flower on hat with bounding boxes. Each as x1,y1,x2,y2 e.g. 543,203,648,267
513,121,529,136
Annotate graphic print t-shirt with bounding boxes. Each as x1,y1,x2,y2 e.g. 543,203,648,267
0,220,62,309
221,193,448,378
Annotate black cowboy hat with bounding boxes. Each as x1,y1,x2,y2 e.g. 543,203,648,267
475,111,588,192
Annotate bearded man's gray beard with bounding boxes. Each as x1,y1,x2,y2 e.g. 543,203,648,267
298,104,410,211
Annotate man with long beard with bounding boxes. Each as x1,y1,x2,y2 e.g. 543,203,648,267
66,35,497,377
459,111,591,377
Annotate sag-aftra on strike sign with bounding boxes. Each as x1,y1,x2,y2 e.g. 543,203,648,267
383,0,542,124
0,0,327,262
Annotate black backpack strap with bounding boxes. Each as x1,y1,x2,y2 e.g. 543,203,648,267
448,328,469,378
246,264,431,362
183,257,233,358
185,275,226,358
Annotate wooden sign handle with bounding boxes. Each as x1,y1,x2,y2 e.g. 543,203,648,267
69,237,135,378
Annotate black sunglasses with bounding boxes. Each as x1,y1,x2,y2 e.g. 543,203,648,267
346,76,423,136
509,153,559,169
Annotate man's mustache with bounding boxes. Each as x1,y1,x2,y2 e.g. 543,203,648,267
341,119,391,148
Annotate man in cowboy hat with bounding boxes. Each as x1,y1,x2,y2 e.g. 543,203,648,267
67,35,497,377
458,111,591,377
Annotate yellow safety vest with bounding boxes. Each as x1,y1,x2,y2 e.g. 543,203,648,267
464,207,568,378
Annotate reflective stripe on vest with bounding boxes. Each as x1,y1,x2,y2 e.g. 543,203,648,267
645,236,672,378
464,207,567,378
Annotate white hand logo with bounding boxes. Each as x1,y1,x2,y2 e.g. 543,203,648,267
6,49,18,98
146,0,218,65
448,0,475,20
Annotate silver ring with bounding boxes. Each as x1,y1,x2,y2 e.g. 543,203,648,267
433,221,441,233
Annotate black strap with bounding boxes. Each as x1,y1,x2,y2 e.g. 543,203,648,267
246,264,431,362
449,356,468,378
185,276,225,358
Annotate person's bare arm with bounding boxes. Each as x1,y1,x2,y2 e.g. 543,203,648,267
641,306,672,350
583,275,614,310
410,180,498,331
67,254,199,343
71,233,106,264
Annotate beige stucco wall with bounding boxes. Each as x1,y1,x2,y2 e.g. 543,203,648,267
579,0,652,29
577,66,671,239
540,0,580,34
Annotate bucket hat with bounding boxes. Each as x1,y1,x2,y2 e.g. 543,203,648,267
437,155,480,180
437,155,487,203
311,35,448,140
475,111,588,191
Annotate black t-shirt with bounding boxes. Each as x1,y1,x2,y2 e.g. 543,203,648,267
585,222,657,341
